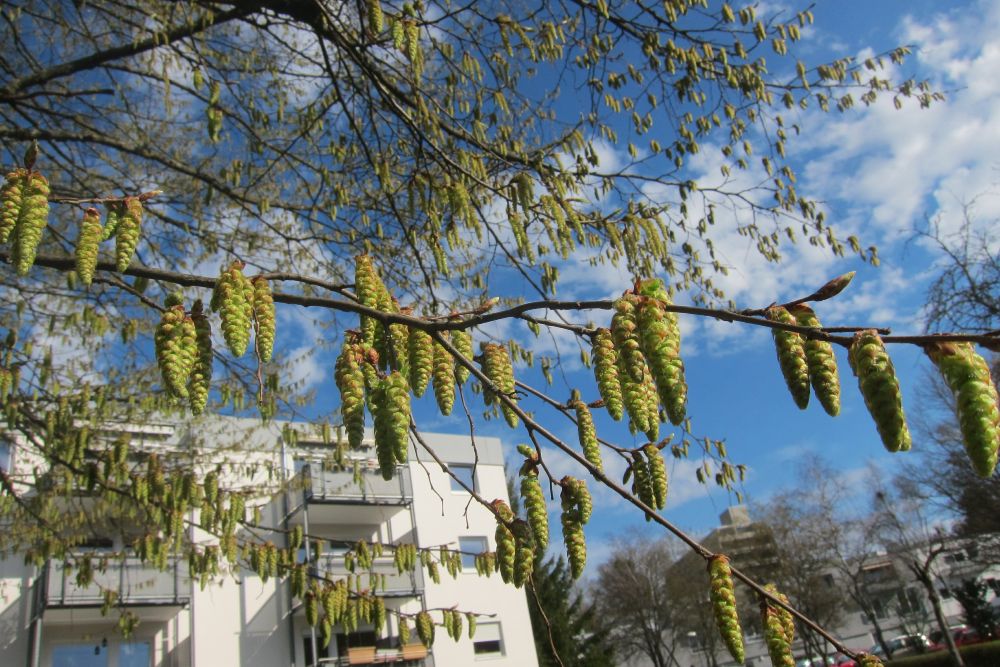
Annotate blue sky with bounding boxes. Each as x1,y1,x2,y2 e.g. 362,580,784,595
269,0,1000,577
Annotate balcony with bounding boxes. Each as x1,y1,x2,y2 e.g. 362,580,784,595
34,557,190,615
298,463,412,506
312,555,422,598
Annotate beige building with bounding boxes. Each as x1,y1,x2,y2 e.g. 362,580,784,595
0,416,539,667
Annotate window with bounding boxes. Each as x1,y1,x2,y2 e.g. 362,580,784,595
119,642,151,667
459,536,488,571
53,645,109,667
449,465,476,493
0,438,10,472
473,621,503,657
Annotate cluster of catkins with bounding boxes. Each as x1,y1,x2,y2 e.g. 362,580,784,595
766,303,842,415
75,195,144,281
1,166,50,277
337,256,484,480
210,261,275,362
154,296,212,414
625,444,668,517
592,278,687,439
560,476,592,579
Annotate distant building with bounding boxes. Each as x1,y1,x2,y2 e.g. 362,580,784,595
0,416,538,667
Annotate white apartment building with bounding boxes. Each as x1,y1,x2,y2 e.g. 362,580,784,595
0,416,539,667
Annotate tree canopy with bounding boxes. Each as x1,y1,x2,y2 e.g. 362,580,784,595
0,1,996,665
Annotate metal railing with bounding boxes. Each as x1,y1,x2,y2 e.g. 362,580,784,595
312,555,422,597
299,463,412,505
39,557,190,608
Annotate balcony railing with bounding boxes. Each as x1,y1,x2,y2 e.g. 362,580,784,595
312,555,422,597
299,463,412,505
38,557,190,609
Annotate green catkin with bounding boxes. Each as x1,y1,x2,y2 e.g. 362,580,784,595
789,304,841,416
630,452,656,514
494,500,516,584
10,170,50,276
373,371,411,479
0,169,25,243
335,339,366,449
571,393,603,472
849,330,911,453
355,254,385,347
560,480,587,579
481,343,519,428
188,301,213,415
212,261,254,357
155,304,197,399
386,317,410,376
637,279,688,425
520,471,549,551
762,583,795,667
408,326,433,397
612,296,657,438
466,612,477,638
431,332,455,415
101,202,121,241
644,444,668,510
766,306,811,410
761,603,795,667
366,0,384,33
114,196,142,272
452,329,473,384
925,342,1000,477
511,519,534,589
416,610,435,647
709,555,745,663
252,276,275,362
75,207,103,286
591,327,624,420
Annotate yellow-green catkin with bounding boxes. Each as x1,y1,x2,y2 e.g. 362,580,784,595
366,0,384,33
416,610,435,647
511,518,535,589
560,479,587,579
355,254,384,347
762,583,795,667
709,555,744,664
858,655,885,667
591,327,624,420
925,342,1000,477
408,326,433,397
493,500,516,584
644,444,668,510
373,370,411,479
849,330,911,453
114,196,142,272
788,304,840,416
452,328,473,384
0,168,25,243
212,261,254,358
188,301,213,415
101,202,121,241
335,338,366,449
481,343,519,428
520,470,548,552
75,207,103,286
766,306,811,410
10,170,50,276
155,304,197,399
252,276,275,362
612,296,658,439
431,332,455,415
637,278,687,425
571,392,603,472
761,602,794,667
